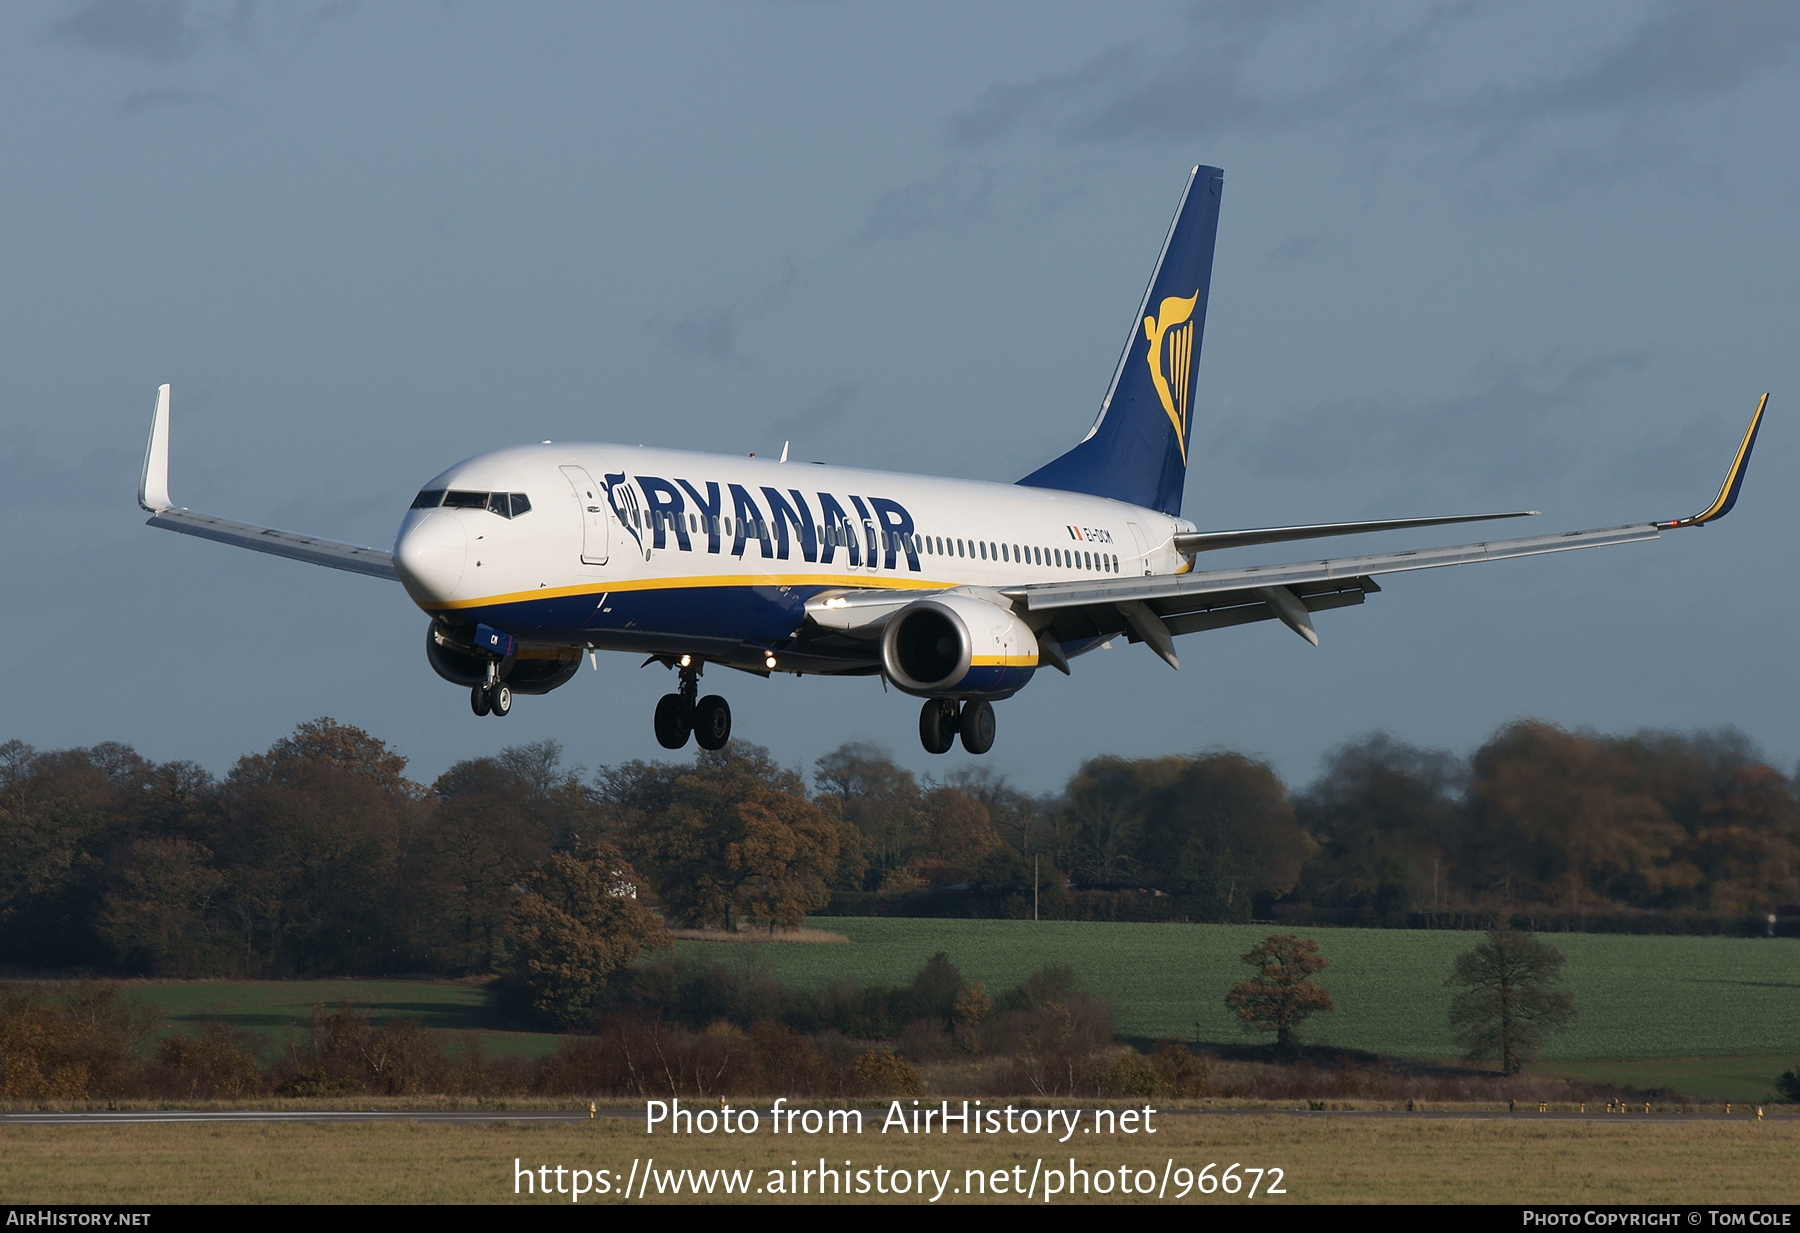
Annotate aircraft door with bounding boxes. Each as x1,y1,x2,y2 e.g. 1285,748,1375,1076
560,465,609,565
1127,522,1150,575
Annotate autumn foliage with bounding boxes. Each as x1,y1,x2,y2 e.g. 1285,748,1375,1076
1225,934,1335,1051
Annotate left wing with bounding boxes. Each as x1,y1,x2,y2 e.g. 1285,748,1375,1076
1006,393,1769,669
138,384,400,581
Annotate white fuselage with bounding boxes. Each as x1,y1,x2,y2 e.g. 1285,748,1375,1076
393,443,1194,674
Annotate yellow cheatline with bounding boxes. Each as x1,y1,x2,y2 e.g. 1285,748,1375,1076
419,572,952,611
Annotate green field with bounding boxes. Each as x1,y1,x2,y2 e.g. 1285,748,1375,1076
48,919,1800,1100
103,978,561,1061
1542,1056,1795,1105
682,918,1800,1065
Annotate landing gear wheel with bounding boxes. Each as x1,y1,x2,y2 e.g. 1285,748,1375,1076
959,699,995,755
488,683,511,717
470,684,491,717
693,695,732,750
919,698,958,755
654,692,692,750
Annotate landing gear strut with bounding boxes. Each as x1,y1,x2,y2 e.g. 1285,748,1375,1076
470,658,511,718
918,698,995,755
654,660,730,751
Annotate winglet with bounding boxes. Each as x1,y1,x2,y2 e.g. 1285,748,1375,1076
138,383,174,513
1660,393,1768,529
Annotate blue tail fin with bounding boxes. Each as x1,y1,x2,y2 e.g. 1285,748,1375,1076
1017,165,1223,517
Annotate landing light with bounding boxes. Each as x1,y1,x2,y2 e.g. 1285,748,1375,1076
765,653,778,669
679,654,691,667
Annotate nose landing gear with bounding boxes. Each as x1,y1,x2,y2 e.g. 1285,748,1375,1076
654,659,731,751
471,655,512,718
471,683,511,716
918,698,995,755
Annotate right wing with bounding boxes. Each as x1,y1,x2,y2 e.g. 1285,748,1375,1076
138,384,399,581
1007,393,1769,668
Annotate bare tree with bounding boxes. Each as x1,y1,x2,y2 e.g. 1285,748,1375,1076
1446,929,1575,1074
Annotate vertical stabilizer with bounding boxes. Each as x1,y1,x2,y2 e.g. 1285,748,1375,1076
1017,165,1223,516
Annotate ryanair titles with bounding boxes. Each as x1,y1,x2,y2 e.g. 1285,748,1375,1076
609,473,924,571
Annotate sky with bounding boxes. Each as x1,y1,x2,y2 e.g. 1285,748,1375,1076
4,1,1798,796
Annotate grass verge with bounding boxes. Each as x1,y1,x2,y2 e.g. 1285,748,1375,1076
4,1114,1797,1204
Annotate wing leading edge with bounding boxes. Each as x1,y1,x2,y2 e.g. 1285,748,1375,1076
138,384,399,581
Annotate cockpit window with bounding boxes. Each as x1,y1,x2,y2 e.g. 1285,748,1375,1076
434,490,533,518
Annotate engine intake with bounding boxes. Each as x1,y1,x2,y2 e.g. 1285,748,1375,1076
879,594,1039,699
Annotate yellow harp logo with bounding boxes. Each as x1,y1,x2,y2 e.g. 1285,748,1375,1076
1144,291,1198,463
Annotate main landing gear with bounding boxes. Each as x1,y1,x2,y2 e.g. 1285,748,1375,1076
919,698,994,756
654,659,731,751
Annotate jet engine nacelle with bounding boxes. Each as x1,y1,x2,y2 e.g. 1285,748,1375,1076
426,623,580,695
879,593,1039,699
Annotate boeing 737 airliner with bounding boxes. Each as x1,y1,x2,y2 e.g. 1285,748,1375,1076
137,166,1768,756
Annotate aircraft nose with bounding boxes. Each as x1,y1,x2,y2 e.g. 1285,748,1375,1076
394,511,467,603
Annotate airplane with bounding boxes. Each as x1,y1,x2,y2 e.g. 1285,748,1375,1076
137,165,1769,757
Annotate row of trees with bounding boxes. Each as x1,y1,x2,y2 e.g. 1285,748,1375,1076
2,717,1796,980
1063,724,1800,923
1228,930,1575,1075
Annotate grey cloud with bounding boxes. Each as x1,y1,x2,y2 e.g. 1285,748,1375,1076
48,0,259,63
1210,349,1649,489
1611,397,1766,506
650,307,748,367
1540,0,1800,113
947,48,1139,148
767,382,855,444
946,2,1800,158
310,0,360,26
945,2,1341,148
1438,1,1800,152
1265,232,1332,265
947,42,1277,148
859,164,997,243
48,0,204,63
122,86,234,117
0,440,142,518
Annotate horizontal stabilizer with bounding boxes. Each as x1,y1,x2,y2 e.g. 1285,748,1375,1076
1173,510,1536,555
